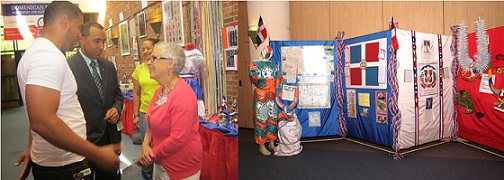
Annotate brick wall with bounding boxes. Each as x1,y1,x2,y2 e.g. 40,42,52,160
103,1,161,83
222,1,239,105
103,1,238,106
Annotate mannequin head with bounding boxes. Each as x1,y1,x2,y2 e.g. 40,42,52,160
260,45,273,60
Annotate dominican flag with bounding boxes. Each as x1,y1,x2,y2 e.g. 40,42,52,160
390,16,399,50
256,16,268,47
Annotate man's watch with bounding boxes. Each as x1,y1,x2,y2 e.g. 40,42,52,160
133,114,139,119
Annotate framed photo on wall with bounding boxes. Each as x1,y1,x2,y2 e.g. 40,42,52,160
225,48,238,71
119,21,130,56
162,0,184,44
227,26,238,48
137,12,147,38
106,29,113,47
133,36,139,60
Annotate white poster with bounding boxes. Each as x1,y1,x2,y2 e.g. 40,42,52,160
281,46,334,83
404,69,413,83
281,85,296,101
298,82,330,109
479,74,496,94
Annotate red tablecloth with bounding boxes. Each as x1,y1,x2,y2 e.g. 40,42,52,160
199,125,238,180
121,99,237,179
121,99,136,137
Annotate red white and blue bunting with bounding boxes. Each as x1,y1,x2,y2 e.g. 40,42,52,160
335,31,348,138
411,30,420,147
437,34,445,139
388,28,402,160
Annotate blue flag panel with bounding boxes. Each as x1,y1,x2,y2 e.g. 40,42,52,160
270,40,339,138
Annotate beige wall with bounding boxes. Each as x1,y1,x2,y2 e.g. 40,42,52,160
238,1,504,129
443,1,504,36
290,1,504,40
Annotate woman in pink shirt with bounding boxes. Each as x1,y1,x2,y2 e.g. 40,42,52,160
135,42,202,180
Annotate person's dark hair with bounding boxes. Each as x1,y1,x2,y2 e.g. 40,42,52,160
43,1,83,26
81,21,104,38
145,38,160,45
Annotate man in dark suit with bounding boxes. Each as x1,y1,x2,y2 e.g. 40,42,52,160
68,21,123,179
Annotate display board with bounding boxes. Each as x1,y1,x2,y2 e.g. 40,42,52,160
343,30,395,147
270,41,339,138
395,29,455,149
456,26,504,152
343,29,455,150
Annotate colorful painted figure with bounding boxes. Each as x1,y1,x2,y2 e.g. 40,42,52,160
274,70,302,156
249,46,280,155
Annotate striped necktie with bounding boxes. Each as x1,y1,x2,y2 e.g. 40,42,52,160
90,61,103,99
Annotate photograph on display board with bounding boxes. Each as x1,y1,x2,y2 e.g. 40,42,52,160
421,39,434,61
426,97,433,110
347,89,357,118
360,107,369,117
376,91,387,114
376,114,388,125
345,38,387,89
119,21,130,56
137,11,147,38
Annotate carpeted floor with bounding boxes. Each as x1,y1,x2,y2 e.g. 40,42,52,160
239,128,504,180
3,106,504,179
1,106,143,180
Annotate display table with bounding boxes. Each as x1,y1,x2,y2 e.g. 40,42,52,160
121,97,237,179
199,124,238,180
121,99,136,137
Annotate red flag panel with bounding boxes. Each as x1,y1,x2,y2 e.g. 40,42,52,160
350,68,362,85
365,42,379,62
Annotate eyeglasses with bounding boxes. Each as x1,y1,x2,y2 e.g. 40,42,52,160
150,56,170,62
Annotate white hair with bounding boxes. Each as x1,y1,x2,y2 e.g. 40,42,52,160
155,42,186,75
